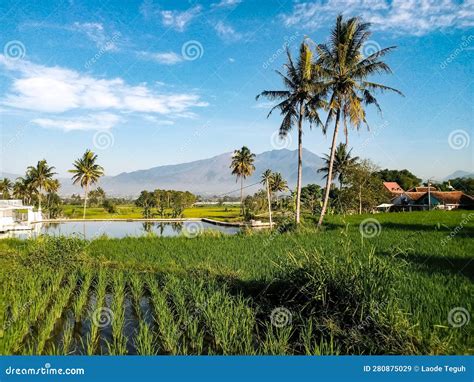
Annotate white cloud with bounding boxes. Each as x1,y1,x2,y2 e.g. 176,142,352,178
138,51,183,65
0,55,207,118
142,115,175,125
281,0,474,35
212,0,242,8
214,21,243,41
160,6,202,31
32,113,121,131
140,2,202,32
72,22,120,51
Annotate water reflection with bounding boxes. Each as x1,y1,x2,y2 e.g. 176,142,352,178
0,220,239,239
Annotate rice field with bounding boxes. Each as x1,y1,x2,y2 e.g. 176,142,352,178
0,210,472,355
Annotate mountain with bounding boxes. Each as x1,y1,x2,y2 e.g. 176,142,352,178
59,149,326,197
443,170,474,181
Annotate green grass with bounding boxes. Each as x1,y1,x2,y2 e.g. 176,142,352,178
0,210,472,355
61,204,241,222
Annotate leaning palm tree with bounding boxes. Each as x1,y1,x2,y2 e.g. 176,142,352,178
0,178,13,199
69,149,104,219
26,160,56,210
257,41,325,224
261,169,274,228
316,15,402,227
318,143,359,189
230,146,256,215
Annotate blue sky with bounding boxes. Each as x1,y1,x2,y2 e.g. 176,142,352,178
0,0,472,181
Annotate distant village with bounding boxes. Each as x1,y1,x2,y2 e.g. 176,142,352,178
379,182,474,212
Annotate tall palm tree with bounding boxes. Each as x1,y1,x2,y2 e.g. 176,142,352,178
270,172,288,209
26,160,56,210
69,149,104,219
0,178,13,199
316,15,402,227
261,169,274,228
318,143,359,189
230,146,256,215
257,42,325,224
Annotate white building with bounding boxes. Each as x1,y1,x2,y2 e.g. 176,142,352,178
0,199,41,233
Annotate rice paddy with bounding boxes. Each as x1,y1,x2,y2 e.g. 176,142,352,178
0,210,472,355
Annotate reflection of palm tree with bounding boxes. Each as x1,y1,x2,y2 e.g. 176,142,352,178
26,160,56,210
230,146,256,215
69,150,104,219
318,143,359,189
317,15,402,227
257,42,325,224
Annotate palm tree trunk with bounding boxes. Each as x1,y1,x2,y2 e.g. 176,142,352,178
359,184,362,214
266,181,272,229
295,105,304,224
318,109,341,228
38,187,42,211
83,183,89,220
240,177,243,216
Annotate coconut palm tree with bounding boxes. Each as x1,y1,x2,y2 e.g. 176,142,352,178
230,146,256,215
261,169,274,228
0,178,13,199
270,172,288,209
316,15,402,227
26,160,56,210
13,177,35,205
257,41,325,224
318,143,359,189
69,149,104,219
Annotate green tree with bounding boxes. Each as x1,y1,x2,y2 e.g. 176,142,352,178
135,191,155,218
69,150,105,219
336,160,388,214
257,42,325,224
270,172,288,210
375,169,422,191
301,184,322,214
318,143,359,189
230,146,256,215
317,15,402,227
26,159,57,210
0,178,13,199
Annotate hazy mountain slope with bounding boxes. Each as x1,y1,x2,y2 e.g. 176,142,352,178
60,149,326,197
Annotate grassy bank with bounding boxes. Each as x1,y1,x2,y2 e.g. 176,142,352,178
61,204,241,221
0,210,472,355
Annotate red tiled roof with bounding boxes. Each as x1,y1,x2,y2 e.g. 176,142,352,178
383,182,404,193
